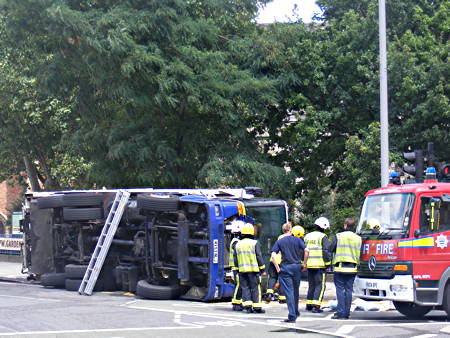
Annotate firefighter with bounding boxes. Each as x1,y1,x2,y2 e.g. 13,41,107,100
234,223,266,313
264,222,291,304
271,223,309,322
229,220,244,311
304,216,331,313
292,225,305,239
329,218,362,319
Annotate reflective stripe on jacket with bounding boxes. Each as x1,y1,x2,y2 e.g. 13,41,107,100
332,231,362,273
305,231,326,268
229,237,240,271
235,238,264,273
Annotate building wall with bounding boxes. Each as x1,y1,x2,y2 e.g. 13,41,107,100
0,180,24,220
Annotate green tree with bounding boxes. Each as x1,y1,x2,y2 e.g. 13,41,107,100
234,1,449,229
3,0,291,196
0,15,87,190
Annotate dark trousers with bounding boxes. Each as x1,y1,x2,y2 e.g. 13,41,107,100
334,273,356,317
306,268,326,307
240,272,262,309
267,263,285,298
231,270,242,305
279,263,302,320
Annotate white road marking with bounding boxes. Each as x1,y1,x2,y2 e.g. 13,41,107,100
172,303,209,308
193,320,245,327
0,294,60,302
173,312,203,328
125,304,350,337
336,325,355,335
410,335,437,338
440,326,450,334
0,326,201,336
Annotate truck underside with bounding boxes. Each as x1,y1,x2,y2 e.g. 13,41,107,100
22,189,285,301
23,191,218,300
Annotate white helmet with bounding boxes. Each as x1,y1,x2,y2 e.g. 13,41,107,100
314,217,330,230
230,220,245,234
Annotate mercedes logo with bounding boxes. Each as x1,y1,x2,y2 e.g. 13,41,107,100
368,256,377,271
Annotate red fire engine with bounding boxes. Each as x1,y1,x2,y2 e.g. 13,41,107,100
354,166,450,318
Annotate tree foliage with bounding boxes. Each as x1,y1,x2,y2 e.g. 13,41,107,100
0,0,448,229
1,0,289,196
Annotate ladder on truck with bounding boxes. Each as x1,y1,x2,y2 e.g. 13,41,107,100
78,190,130,295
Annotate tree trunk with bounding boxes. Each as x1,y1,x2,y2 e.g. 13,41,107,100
23,157,41,192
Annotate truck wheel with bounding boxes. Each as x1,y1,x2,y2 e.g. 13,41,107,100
393,301,432,319
65,264,117,291
65,278,82,291
137,195,180,212
65,264,89,279
37,195,64,209
136,280,181,300
443,283,450,318
63,207,103,221
63,193,104,207
40,273,66,288
65,278,108,292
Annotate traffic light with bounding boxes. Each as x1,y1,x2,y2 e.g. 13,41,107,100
439,163,450,182
403,150,424,183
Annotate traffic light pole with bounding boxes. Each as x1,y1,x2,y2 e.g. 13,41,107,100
379,0,389,187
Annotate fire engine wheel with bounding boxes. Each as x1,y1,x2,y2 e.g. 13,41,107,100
63,193,104,207
393,301,432,319
136,280,181,300
443,283,450,318
63,207,103,221
40,273,66,288
137,195,180,212
36,195,64,209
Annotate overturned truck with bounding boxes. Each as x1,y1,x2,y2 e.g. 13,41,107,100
22,188,288,301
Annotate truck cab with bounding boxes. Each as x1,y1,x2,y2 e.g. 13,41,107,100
354,173,450,318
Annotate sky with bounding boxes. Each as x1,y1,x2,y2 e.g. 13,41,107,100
256,0,321,23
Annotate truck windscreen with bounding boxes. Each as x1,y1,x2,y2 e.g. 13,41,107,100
245,204,287,263
357,193,415,237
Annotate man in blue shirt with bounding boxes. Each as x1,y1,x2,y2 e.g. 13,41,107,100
271,224,309,323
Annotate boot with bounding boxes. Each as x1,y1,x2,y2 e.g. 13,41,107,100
232,304,243,311
244,306,254,313
311,305,323,313
263,293,273,303
254,308,266,314
305,304,313,311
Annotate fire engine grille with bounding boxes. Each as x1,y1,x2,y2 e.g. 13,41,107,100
358,261,410,278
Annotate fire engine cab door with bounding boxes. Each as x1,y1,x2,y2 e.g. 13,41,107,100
413,194,450,280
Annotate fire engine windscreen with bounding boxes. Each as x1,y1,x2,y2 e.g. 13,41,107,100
357,193,415,236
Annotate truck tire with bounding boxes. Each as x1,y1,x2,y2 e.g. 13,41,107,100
443,283,450,318
65,278,108,292
65,264,117,291
63,193,104,207
136,280,181,300
65,264,88,279
65,278,82,291
137,195,180,212
393,301,432,319
37,195,64,209
40,273,66,288
63,207,103,221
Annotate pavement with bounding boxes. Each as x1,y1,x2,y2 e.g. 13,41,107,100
0,260,25,279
